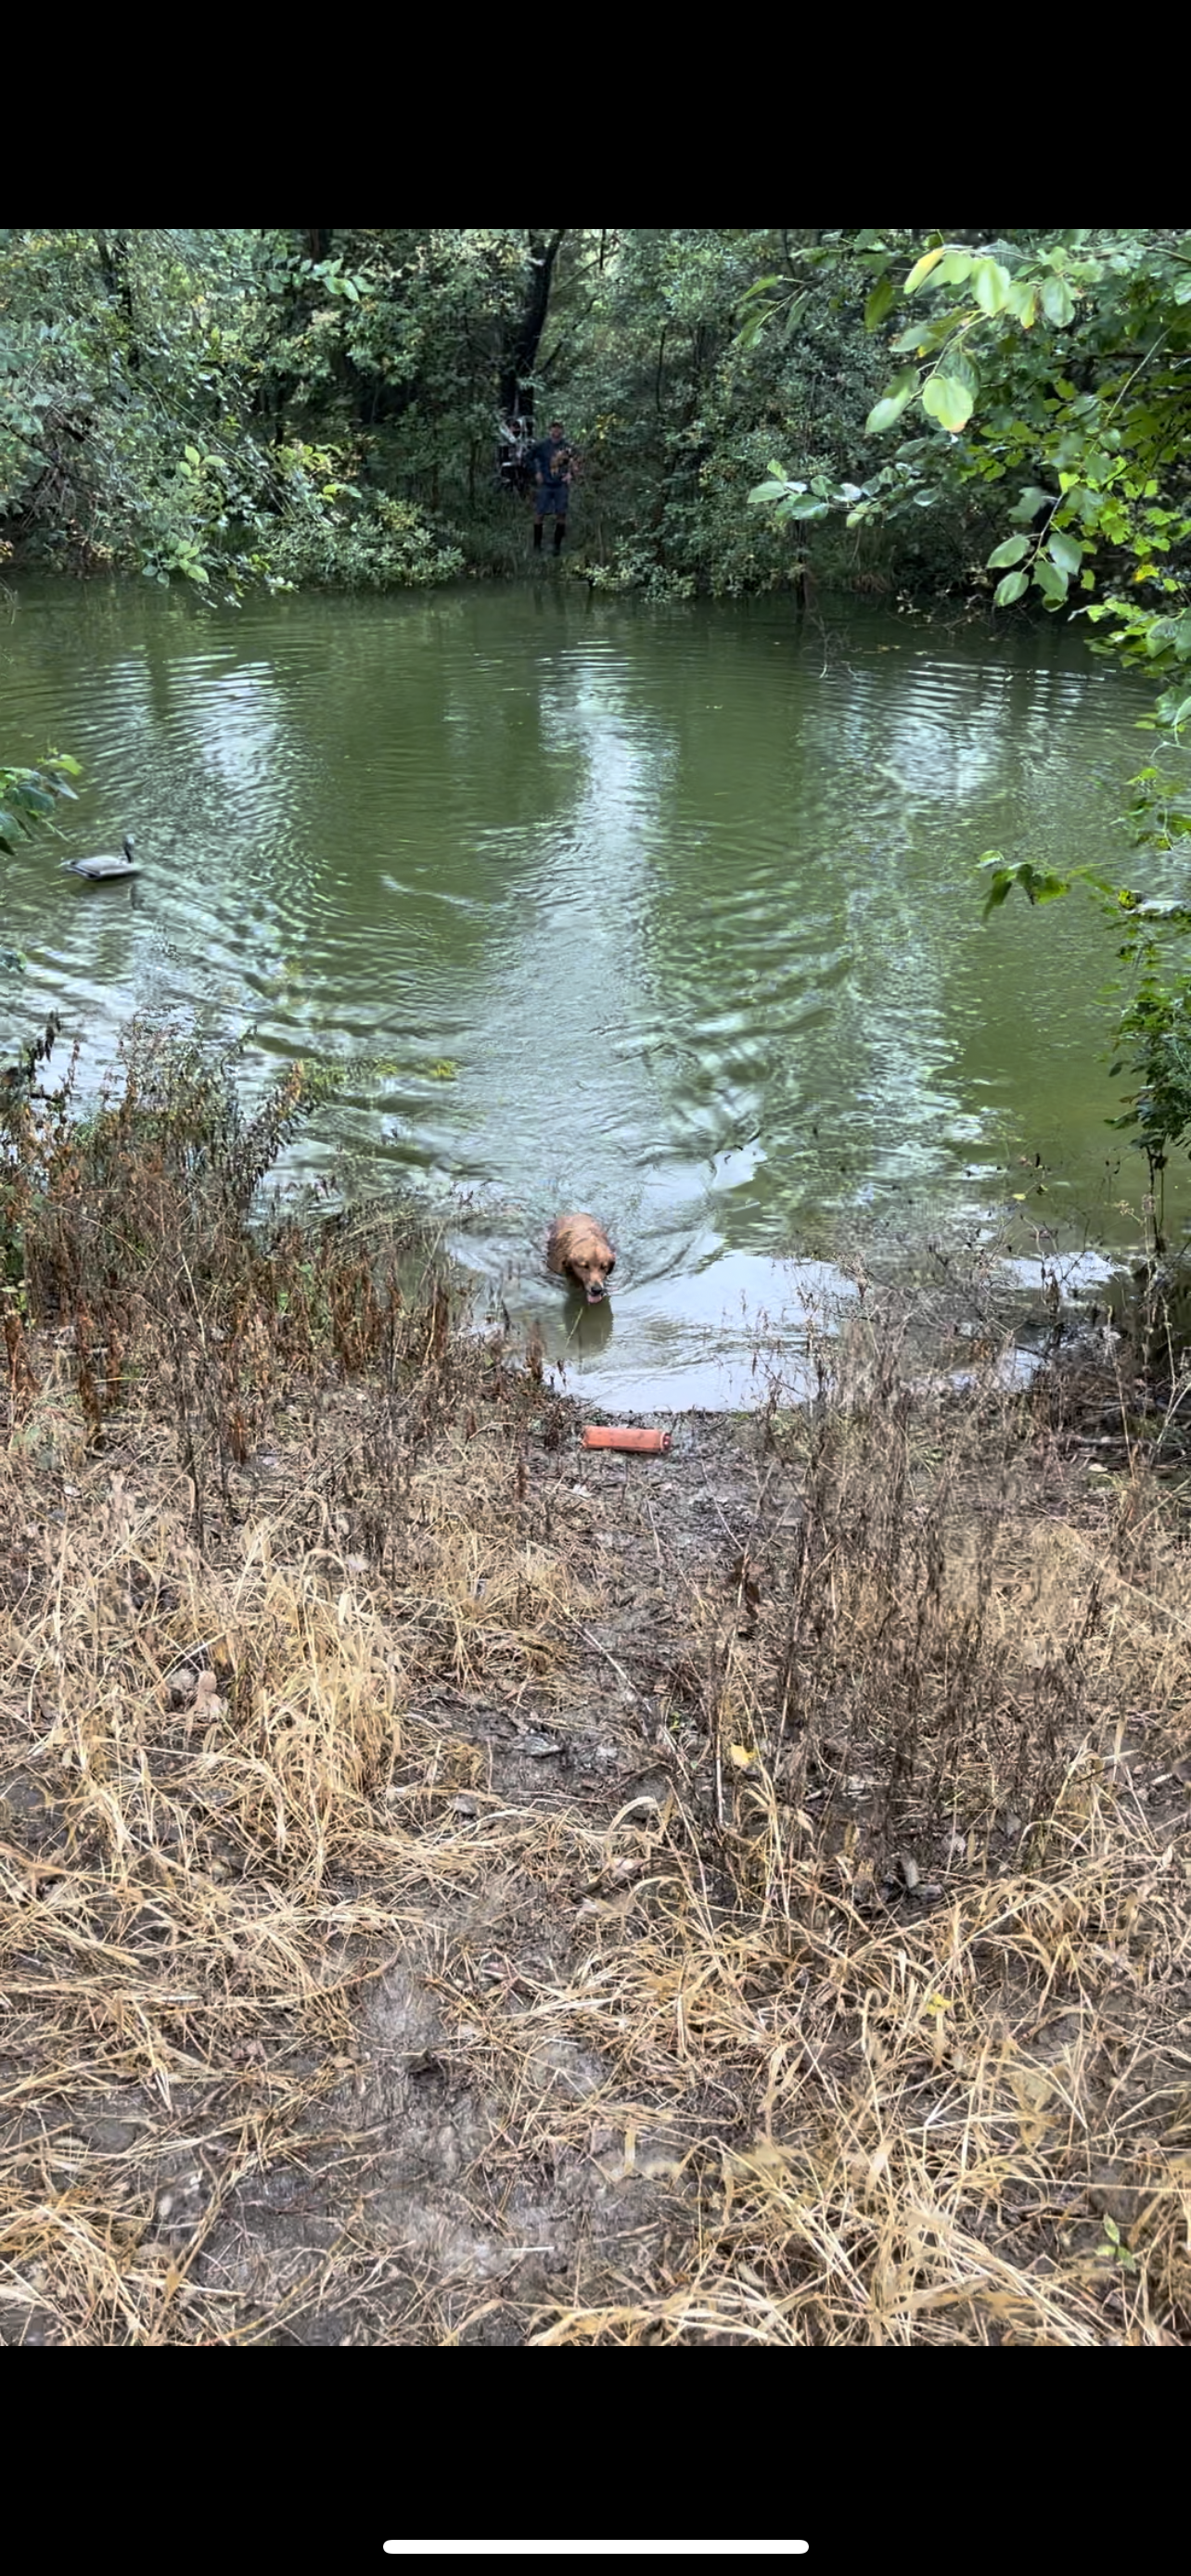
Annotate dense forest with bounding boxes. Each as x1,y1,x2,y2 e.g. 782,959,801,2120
1,227,1185,619
2,227,1187,642
0,229,817,597
0,226,1024,604
2,226,1180,628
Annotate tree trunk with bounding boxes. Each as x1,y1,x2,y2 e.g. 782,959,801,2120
97,231,139,373
499,230,567,423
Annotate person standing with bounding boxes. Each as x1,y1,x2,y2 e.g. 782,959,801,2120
531,419,576,555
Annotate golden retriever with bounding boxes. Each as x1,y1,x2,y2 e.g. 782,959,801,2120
546,1213,617,1304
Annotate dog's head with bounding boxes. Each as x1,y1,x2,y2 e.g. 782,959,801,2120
569,1243,616,1305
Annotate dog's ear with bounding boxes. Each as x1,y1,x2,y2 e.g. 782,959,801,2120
605,1253,616,1273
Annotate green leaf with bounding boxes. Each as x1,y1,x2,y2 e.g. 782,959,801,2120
987,535,1031,568
1048,529,1083,576
904,246,946,295
994,569,1030,606
865,374,916,435
748,480,790,505
922,375,974,433
894,310,957,359
1034,557,1069,606
1009,484,1054,526
1006,278,1040,327
972,257,1011,315
980,867,1014,915
935,249,974,287
864,274,896,331
980,854,1071,914
1042,274,1076,326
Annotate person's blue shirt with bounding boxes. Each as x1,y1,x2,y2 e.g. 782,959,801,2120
531,434,573,487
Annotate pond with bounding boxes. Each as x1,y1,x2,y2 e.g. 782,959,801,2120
1,578,1164,1407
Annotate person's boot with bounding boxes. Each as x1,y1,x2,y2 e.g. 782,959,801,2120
553,520,566,556
532,521,543,554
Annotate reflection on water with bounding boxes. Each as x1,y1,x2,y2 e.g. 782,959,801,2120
0,582,1157,1407
520,1248,860,1413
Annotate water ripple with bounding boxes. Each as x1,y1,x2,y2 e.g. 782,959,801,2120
0,583,1155,1400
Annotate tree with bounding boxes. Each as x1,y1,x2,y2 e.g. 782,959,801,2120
0,229,463,595
499,229,567,420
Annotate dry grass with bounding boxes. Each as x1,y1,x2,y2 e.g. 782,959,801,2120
0,1337,589,2345
3,1045,1191,2342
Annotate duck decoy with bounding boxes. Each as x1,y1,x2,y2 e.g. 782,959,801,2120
63,835,140,881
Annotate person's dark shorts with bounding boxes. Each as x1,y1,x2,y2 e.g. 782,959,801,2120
533,481,570,518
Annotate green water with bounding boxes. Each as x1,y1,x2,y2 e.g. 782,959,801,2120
1,579,1163,1405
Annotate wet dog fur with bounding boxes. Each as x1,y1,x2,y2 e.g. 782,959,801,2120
546,1213,617,1304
